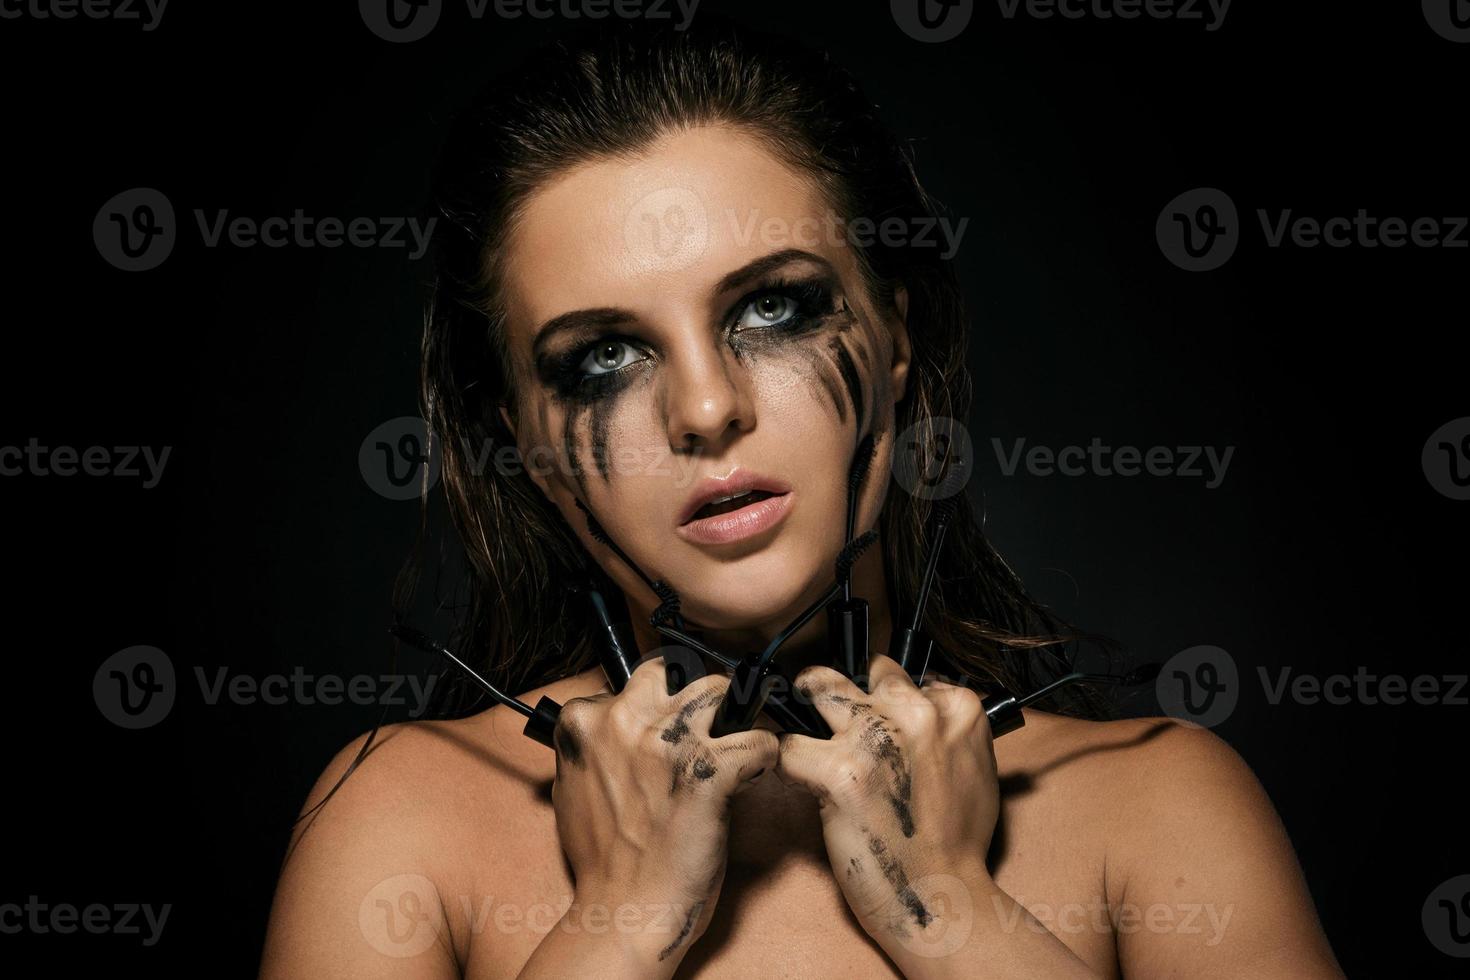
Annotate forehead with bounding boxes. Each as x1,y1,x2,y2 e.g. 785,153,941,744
498,124,847,352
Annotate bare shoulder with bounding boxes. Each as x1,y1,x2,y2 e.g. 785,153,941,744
999,708,1247,791
1001,709,1342,975
258,669,606,978
998,709,1281,860
286,667,609,854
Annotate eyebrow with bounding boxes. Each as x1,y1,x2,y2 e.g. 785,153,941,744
529,248,835,361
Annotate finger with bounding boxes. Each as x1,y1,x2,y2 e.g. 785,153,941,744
680,728,779,797
773,732,839,807
791,663,870,736
618,654,672,719
656,674,729,746
714,728,781,787
553,693,611,765
922,677,984,732
865,653,933,720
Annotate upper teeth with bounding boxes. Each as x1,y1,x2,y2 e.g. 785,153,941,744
707,490,753,506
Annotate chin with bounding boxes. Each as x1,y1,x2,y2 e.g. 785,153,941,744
672,543,829,632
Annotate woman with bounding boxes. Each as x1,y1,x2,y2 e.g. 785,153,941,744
260,18,1343,978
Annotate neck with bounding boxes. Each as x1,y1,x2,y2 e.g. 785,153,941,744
624,531,895,679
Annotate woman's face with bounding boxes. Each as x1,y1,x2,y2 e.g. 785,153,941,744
497,124,911,640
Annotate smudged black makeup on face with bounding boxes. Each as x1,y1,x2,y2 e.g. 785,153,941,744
525,257,881,495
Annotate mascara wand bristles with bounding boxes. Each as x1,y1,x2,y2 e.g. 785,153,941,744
575,495,686,630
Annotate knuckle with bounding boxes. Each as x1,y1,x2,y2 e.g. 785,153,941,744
793,664,843,696
833,754,872,787
558,695,601,727
673,673,729,709
945,687,984,721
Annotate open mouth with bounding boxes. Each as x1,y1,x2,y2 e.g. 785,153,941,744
677,488,794,546
689,488,780,522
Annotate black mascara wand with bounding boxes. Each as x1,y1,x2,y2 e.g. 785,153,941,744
387,624,561,748
890,494,957,686
828,432,877,682
575,497,686,632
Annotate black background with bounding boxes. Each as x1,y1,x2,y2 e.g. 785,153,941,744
2,1,1465,975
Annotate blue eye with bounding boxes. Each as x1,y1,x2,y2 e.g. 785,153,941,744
579,340,645,377
735,293,798,330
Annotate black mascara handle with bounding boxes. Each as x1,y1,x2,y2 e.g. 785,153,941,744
708,654,835,740
709,654,771,738
766,669,834,739
891,627,934,687
827,598,869,686
522,696,562,749
981,687,1025,738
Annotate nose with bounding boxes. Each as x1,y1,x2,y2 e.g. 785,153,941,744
663,336,756,452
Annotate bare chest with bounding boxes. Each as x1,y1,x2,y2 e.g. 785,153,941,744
454,771,1119,978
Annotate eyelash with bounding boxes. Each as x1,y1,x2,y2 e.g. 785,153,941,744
546,277,843,400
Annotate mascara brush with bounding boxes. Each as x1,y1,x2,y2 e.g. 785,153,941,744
827,432,877,685
387,623,561,748
890,494,957,687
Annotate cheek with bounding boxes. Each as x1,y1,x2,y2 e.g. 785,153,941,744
744,346,846,444
526,374,665,497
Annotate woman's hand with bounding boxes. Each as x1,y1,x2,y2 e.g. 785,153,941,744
774,653,1000,970
542,656,779,973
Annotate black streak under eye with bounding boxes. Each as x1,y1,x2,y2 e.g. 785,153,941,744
538,335,648,404
538,275,847,405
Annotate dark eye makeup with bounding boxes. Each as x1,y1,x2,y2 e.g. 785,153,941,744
536,274,848,403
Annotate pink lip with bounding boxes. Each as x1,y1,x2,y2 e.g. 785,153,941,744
676,468,794,527
676,490,794,546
